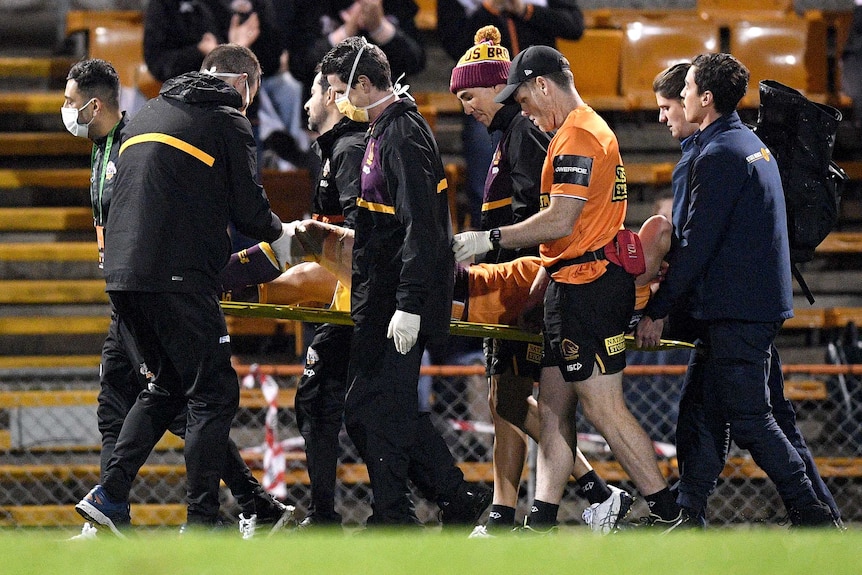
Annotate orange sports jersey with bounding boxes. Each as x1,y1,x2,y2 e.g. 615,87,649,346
539,106,627,285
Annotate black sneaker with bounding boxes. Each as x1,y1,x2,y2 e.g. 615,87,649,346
439,483,492,526
631,509,702,534
789,502,842,529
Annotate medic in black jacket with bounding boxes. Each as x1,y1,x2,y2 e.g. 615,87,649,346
351,97,454,342
310,117,366,227
321,37,469,525
294,112,366,527
96,45,284,527
105,70,282,293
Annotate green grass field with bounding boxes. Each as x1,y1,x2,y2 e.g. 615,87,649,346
2,527,860,575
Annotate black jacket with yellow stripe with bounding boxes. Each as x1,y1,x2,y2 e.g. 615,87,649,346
351,98,454,339
104,71,282,294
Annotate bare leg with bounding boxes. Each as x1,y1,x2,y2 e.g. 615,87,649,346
575,367,667,496
534,366,580,505
264,262,338,306
488,373,529,508
519,393,593,480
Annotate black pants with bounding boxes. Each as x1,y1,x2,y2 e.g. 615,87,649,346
103,291,241,523
98,311,269,514
345,320,463,524
675,320,821,517
301,323,464,522
295,323,352,520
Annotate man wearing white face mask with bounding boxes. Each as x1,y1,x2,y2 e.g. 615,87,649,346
319,37,490,527
74,44,294,532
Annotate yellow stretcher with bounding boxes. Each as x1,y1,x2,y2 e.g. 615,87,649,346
221,302,695,351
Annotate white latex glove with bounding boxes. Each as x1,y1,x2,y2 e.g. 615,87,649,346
451,230,493,263
387,310,421,355
270,221,307,269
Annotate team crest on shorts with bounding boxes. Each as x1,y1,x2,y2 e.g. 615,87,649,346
560,339,579,361
604,333,626,355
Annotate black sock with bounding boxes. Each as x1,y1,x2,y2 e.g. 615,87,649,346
644,488,680,520
526,499,559,527
577,470,613,505
486,504,516,528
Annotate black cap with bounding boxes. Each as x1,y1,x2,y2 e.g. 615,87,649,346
494,45,570,105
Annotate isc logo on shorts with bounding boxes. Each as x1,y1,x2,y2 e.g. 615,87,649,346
604,333,626,355
566,363,583,372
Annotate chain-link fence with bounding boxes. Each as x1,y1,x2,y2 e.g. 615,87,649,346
1,353,861,529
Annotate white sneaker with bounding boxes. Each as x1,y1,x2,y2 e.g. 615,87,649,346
582,485,634,534
68,522,98,541
239,513,258,540
468,525,495,539
239,504,296,540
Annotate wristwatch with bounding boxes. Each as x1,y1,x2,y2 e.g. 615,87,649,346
489,228,502,249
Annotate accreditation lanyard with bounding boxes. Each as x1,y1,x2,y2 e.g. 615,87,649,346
91,123,117,268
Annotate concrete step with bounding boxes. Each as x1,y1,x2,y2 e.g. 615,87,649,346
0,207,91,230
0,132,90,158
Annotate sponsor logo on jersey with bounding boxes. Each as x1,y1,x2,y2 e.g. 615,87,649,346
613,165,627,201
553,154,592,186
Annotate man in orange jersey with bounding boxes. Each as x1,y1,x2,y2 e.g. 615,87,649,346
452,45,686,532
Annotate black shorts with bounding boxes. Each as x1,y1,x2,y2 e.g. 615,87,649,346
542,264,635,382
484,337,543,381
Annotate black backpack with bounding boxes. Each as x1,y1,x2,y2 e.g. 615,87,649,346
753,80,848,304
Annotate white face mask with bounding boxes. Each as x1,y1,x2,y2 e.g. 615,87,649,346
334,43,395,123
61,98,96,139
204,68,251,113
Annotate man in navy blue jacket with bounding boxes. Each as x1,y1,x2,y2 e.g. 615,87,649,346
636,53,837,528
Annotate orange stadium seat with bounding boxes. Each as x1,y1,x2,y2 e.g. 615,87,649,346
65,11,162,102
558,29,628,111
620,17,720,109
697,0,792,15
87,22,144,90
729,14,826,107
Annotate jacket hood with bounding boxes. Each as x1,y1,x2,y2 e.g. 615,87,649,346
159,71,243,109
